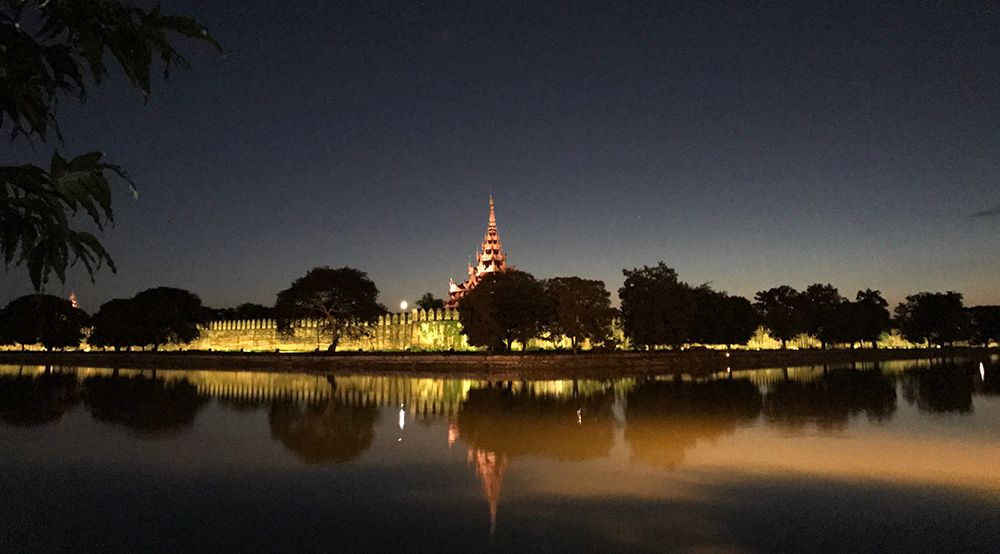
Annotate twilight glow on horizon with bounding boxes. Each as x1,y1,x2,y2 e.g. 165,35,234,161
3,2,999,311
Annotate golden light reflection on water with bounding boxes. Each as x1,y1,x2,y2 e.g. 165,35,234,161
2,358,999,544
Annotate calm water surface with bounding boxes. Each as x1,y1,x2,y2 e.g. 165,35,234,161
1,358,999,552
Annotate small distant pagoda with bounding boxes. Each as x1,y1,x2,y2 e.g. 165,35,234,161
447,196,509,307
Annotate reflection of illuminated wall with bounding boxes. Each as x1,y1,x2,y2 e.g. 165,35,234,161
0,366,633,413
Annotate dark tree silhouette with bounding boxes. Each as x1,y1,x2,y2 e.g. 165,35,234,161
268,398,378,464
799,283,845,349
83,373,208,436
543,276,617,352
721,295,761,348
458,270,552,352
967,306,1000,346
129,287,207,350
619,263,694,350
754,286,804,349
0,293,87,349
274,266,385,351
211,303,275,321
1,1,219,289
689,288,760,348
87,297,142,350
0,370,81,427
838,289,891,348
894,292,970,346
415,293,445,311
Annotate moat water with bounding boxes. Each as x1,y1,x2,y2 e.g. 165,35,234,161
1,358,998,552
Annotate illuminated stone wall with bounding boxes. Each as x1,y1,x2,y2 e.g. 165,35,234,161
187,308,474,352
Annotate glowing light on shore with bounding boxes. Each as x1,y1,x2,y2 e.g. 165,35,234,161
400,300,408,311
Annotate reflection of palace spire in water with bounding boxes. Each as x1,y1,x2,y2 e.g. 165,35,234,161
468,447,506,538
452,417,506,537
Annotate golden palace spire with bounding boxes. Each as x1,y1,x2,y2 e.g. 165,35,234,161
447,196,510,307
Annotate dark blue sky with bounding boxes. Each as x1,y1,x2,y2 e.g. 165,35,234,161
4,1,1000,311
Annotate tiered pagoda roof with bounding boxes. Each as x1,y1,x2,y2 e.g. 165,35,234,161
447,196,509,307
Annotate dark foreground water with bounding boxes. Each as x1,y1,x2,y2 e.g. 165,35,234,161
1,358,998,553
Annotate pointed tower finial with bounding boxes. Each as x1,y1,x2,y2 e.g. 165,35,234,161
488,195,496,227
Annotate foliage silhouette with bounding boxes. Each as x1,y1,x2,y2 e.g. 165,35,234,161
689,287,759,348
87,297,142,350
129,287,207,349
967,306,1000,346
1,0,219,289
799,284,845,349
543,276,616,352
754,286,804,349
619,262,694,349
839,289,892,347
894,292,970,346
211,303,275,321
274,266,385,351
0,293,87,349
458,270,552,352
416,293,445,311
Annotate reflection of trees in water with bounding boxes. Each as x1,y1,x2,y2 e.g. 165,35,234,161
456,383,615,461
764,368,897,429
0,369,80,427
83,372,208,437
901,362,975,414
982,362,1000,396
625,378,762,468
268,397,379,464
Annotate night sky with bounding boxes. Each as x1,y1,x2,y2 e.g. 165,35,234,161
5,1,1000,312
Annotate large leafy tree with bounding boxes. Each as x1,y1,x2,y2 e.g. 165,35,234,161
458,270,552,352
87,297,141,350
274,266,385,351
415,292,445,311
543,276,616,352
894,292,970,347
799,283,846,349
129,286,207,350
754,285,804,349
619,262,694,350
840,289,891,348
1,0,219,290
689,287,760,348
967,305,1000,346
0,292,88,349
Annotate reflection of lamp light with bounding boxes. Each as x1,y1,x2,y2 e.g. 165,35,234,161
400,300,408,311
399,403,406,430
981,362,986,381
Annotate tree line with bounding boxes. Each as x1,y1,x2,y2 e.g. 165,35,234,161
1,263,998,352
455,262,1000,352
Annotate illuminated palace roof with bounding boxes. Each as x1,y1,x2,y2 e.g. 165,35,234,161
447,196,509,307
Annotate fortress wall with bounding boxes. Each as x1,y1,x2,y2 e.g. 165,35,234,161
2,308,933,352
187,308,475,352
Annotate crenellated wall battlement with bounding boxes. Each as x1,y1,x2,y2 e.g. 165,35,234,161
190,308,470,352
